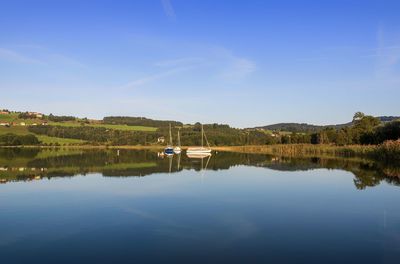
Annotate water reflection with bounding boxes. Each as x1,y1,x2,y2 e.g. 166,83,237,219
0,148,399,189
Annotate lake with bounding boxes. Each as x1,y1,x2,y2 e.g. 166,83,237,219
0,148,399,263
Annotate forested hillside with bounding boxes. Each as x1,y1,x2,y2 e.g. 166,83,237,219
1,110,399,147
254,116,400,132
103,116,183,127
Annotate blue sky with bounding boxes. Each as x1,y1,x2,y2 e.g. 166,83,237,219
0,0,399,127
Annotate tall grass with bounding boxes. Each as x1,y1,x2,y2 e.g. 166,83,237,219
371,140,400,162
213,141,400,162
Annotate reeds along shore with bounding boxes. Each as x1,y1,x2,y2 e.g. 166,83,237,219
212,140,400,162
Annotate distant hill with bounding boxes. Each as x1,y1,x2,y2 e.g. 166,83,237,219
103,116,183,127
253,116,400,133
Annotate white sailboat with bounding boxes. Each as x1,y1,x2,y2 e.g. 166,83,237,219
186,124,211,156
174,129,182,154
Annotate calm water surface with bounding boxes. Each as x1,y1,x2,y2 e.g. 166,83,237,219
0,149,399,263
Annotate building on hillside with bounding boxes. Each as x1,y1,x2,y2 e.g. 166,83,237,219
0,110,10,115
29,112,43,118
271,132,279,137
41,122,48,125
20,122,26,126
157,137,165,143
0,122,10,127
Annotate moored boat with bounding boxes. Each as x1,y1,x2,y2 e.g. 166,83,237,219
164,124,174,155
164,146,174,155
186,124,211,155
174,129,182,154
186,147,211,154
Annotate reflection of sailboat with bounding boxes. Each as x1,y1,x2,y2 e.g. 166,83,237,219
174,129,182,154
176,153,181,171
186,153,211,159
187,152,212,172
168,154,173,173
164,124,174,155
186,124,211,155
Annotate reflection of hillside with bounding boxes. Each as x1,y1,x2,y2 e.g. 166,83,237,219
0,149,399,189
256,156,400,189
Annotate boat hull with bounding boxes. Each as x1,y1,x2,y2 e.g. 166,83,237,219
186,147,211,154
173,147,182,154
164,147,174,155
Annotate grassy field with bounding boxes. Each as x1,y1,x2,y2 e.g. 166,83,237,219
0,113,17,122
0,113,43,125
47,121,157,131
0,126,28,135
0,114,157,132
0,113,156,145
0,126,85,145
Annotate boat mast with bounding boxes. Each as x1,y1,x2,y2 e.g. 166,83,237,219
201,124,204,148
177,129,181,147
169,123,173,146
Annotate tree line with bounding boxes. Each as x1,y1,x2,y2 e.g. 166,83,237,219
23,112,400,146
28,122,270,146
103,116,183,127
280,112,400,145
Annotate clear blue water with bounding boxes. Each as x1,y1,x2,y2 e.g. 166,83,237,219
0,149,399,263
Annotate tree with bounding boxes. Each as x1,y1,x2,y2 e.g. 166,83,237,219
335,130,347,146
353,112,365,122
351,112,380,144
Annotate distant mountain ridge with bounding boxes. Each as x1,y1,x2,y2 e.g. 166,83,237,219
252,116,400,132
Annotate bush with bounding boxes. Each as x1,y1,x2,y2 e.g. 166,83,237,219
0,133,41,146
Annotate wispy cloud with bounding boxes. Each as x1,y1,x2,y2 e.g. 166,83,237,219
374,26,400,81
214,47,256,80
118,66,192,90
0,47,43,64
154,57,204,67
119,56,205,89
48,53,87,68
117,44,256,90
222,57,256,79
161,0,176,20
0,46,87,69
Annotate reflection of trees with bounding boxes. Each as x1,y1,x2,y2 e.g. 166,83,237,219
0,149,399,189
256,156,400,190
0,148,40,160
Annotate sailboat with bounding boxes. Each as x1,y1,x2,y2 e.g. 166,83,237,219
164,124,174,155
174,129,182,154
186,124,211,156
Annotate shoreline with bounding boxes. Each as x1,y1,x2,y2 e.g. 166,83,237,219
0,143,381,153
0,143,398,162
